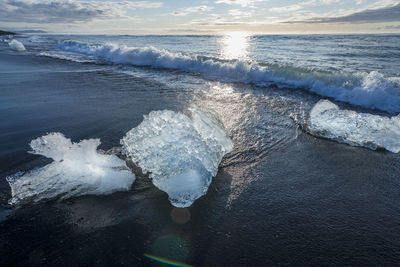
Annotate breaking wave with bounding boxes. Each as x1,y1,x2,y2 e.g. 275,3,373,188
58,40,400,113
7,133,135,204
310,100,400,153
121,105,233,207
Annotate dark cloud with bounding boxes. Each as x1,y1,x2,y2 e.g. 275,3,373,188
287,3,400,24
383,24,400,30
0,0,161,23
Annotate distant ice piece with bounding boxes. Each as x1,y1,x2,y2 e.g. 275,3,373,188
7,133,135,204
8,39,26,52
310,100,400,153
121,106,233,207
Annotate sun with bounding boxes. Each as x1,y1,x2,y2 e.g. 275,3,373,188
220,31,251,60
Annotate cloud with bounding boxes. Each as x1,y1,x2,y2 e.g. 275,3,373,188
269,0,317,13
287,3,400,23
0,0,163,23
215,0,263,8
382,24,400,30
228,9,253,17
269,0,342,13
172,5,214,16
321,0,340,4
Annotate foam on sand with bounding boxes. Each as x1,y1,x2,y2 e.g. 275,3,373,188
121,106,233,207
7,133,135,204
310,100,400,153
8,39,26,52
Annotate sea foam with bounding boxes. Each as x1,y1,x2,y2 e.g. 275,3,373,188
58,40,400,113
7,133,135,204
310,100,400,153
121,106,233,207
8,39,26,52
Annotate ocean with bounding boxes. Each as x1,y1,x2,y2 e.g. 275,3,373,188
0,33,400,266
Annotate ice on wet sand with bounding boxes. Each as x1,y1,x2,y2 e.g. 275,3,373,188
121,106,233,207
310,100,400,153
7,133,135,204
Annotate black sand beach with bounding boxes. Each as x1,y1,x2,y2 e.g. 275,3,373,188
1,47,400,266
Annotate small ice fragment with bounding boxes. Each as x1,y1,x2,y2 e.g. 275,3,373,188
8,39,26,52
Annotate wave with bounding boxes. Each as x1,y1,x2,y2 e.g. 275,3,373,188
310,100,400,153
38,51,96,63
7,133,135,204
121,105,233,207
8,39,26,52
57,40,400,113
27,35,47,44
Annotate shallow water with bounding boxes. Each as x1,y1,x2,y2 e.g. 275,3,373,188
1,34,400,265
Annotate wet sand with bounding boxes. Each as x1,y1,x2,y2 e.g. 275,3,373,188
1,52,400,266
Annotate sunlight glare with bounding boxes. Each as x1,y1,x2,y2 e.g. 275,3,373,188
220,32,251,60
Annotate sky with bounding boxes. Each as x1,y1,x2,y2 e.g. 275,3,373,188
1,0,400,34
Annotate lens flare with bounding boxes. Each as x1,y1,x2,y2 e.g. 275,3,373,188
170,207,191,224
144,254,194,267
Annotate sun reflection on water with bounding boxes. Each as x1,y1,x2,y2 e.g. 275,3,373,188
220,32,251,60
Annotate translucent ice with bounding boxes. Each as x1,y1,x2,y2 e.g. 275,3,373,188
310,100,400,153
121,106,233,207
7,133,135,204
8,39,26,52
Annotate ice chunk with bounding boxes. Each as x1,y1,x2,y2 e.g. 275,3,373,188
310,100,400,153
7,133,135,204
121,106,233,207
8,39,26,52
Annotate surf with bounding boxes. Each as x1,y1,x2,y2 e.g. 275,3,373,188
57,40,400,113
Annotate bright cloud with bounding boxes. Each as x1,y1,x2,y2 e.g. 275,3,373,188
269,0,342,13
172,5,214,16
215,0,263,7
228,9,253,17
269,0,317,13
321,0,340,4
